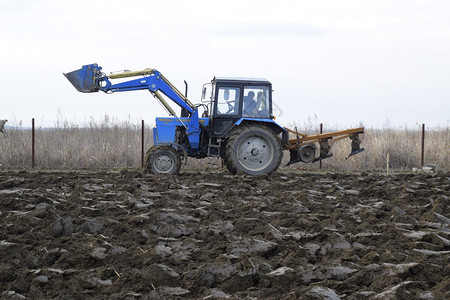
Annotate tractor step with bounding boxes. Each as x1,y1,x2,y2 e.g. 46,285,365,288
207,138,221,157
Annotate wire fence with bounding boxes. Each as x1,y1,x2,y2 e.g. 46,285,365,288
0,119,448,172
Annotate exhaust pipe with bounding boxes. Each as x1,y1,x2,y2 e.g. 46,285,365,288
63,63,102,93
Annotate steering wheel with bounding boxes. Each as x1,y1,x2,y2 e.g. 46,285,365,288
217,100,235,115
225,101,235,114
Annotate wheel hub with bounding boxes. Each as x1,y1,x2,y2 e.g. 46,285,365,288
251,148,260,156
237,136,273,172
154,154,173,172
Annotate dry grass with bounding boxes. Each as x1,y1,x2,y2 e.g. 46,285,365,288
322,127,448,171
0,118,448,171
0,117,152,169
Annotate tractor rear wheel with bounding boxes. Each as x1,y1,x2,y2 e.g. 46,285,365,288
145,145,181,175
225,125,282,175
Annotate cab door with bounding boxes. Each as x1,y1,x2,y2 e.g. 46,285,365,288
210,85,242,137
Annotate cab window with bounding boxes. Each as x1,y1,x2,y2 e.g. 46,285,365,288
242,86,270,118
216,87,240,116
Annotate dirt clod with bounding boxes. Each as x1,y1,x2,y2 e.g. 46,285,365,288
0,170,448,299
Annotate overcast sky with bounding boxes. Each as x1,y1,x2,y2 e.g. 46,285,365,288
1,0,449,129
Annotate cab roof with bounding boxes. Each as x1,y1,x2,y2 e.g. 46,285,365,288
214,77,271,84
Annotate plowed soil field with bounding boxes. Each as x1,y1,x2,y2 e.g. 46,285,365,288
0,170,449,299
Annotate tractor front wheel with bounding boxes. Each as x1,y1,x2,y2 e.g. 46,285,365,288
145,145,181,175
225,125,282,175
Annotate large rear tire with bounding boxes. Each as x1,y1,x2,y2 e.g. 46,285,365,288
145,145,181,175
225,125,282,175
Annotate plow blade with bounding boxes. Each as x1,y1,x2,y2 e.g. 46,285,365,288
63,64,102,93
312,139,334,163
346,133,365,159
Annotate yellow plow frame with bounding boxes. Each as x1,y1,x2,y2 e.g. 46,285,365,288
285,127,365,165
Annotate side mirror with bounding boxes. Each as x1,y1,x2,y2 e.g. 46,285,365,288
202,86,207,99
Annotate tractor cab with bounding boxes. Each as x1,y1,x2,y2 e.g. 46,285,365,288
202,77,273,137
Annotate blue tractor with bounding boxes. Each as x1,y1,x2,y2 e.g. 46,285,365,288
64,63,364,175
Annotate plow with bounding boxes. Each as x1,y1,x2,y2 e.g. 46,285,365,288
285,127,364,165
64,63,364,175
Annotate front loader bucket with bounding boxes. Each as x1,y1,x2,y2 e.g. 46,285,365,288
63,63,102,93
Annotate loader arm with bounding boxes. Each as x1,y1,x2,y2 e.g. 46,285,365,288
64,63,196,115
102,69,196,115
64,63,202,148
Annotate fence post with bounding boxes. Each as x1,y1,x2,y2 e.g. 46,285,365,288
421,123,425,167
319,123,323,169
386,153,390,176
32,118,35,168
141,120,145,168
